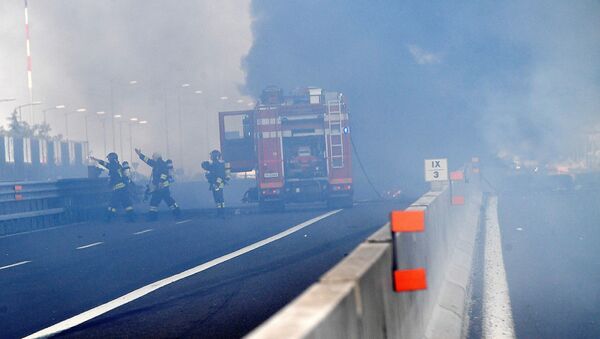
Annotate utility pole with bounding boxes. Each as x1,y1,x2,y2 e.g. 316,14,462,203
23,0,34,123
110,79,116,152
164,86,170,158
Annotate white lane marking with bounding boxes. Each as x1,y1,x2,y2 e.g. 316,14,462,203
175,219,192,225
0,260,31,271
76,242,103,250
133,229,153,235
0,222,86,240
25,209,342,339
483,196,515,339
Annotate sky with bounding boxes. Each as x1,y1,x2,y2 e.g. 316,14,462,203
1,1,598,191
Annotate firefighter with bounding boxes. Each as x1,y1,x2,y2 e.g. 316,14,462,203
90,152,135,222
121,161,132,185
135,148,181,221
121,160,140,202
166,159,175,183
202,150,230,215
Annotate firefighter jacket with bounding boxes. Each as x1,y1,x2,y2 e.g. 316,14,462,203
166,161,175,183
138,153,171,191
96,159,128,191
205,160,231,191
122,163,133,186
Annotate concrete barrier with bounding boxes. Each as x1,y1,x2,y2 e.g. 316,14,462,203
247,169,482,339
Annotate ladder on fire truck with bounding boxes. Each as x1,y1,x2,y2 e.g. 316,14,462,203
327,99,344,168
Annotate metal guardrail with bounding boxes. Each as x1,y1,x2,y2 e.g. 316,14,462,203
0,178,110,236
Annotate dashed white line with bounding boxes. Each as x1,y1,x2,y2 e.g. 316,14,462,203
24,209,342,338
483,196,515,339
175,219,192,225
133,229,153,235
0,260,31,271
76,242,103,250
0,222,86,240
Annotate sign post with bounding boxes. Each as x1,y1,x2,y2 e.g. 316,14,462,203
425,158,448,191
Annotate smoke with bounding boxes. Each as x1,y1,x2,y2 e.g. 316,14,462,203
1,1,598,186
0,0,253,176
244,0,600,194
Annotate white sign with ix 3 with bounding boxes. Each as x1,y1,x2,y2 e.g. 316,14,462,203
425,158,448,182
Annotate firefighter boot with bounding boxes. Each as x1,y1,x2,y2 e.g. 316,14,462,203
146,205,159,222
125,207,136,223
105,207,117,223
171,206,182,220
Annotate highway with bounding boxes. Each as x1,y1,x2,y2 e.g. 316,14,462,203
0,200,406,338
469,187,600,338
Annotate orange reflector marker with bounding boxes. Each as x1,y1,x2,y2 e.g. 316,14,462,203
450,171,464,181
390,210,425,233
14,185,23,191
452,196,465,205
15,194,23,201
394,268,427,292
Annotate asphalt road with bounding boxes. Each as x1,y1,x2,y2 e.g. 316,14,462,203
0,200,406,338
469,188,600,338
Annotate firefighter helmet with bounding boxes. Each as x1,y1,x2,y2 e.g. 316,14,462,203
152,152,162,161
107,152,118,161
210,150,221,161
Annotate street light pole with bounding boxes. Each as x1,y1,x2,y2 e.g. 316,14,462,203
109,79,138,152
110,79,115,151
178,83,190,167
14,101,42,122
128,117,138,161
164,86,170,158
129,122,133,161
97,111,107,155
193,89,210,157
65,108,86,141
112,114,123,155
84,114,89,146
42,104,65,124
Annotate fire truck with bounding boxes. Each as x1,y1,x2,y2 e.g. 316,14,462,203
219,87,353,210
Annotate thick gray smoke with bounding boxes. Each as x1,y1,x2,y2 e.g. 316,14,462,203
0,0,252,176
244,0,600,195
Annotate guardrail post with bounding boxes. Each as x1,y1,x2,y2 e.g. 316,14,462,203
390,210,428,292
450,170,465,205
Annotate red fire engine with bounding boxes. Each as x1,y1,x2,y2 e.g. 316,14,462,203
219,87,353,210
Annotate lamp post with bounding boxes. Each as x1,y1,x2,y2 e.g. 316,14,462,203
96,111,108,155
14,101,42,122
42,104,66,124
177,83,190,167
109,79,138,151
128,117,138,161
113,114,123,156
65,108,86,141
163,86,170,158
192,89,210,157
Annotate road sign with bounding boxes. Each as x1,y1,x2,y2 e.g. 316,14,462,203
425,158,448,182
